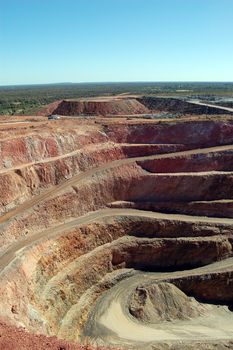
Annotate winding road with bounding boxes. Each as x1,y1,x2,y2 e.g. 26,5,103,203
85,270,233,347
1,207,233,274
1,143,233,225
1,143,233,271
1,139,233,348
188,100,233,113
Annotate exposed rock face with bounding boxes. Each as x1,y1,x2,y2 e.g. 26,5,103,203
109,200,233,218
42,96,233,117
128,282,208,322
138,96,233,114
51,97,150,116
105,119,233,146
138,148,233,173
0,115,233,350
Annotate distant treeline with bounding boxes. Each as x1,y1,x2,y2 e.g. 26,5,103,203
0,82,233,115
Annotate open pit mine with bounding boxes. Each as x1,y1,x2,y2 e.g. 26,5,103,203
0,96,233,350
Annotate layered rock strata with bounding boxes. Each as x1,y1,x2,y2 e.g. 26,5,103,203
0,116,233,349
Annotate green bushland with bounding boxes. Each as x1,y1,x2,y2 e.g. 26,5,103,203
0,82,233,115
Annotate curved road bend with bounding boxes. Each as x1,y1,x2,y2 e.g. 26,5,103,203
1,144,233,225
1,208,233,273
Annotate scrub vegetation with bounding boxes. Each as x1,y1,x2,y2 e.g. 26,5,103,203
1,82,233,115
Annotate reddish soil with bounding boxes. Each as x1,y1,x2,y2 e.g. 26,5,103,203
40,95,233,117
0,321,113,350
47,97,149,116
0,111,233,349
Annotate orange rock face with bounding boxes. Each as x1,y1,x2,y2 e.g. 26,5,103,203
0,321,87,350
52,98,150,116
0,113,233,349
41,96,233,117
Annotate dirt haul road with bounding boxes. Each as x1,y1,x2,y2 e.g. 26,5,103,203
1,143,233,225
1,208,233,274
84,268,233,347
0,129,233,349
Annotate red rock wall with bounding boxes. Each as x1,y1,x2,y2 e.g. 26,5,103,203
106,120,233,146
52,98,150,116
138,150,233,173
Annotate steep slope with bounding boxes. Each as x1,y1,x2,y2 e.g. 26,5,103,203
51,97,150,116
0,115,233,350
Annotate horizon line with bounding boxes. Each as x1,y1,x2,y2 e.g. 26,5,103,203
1,80,233,88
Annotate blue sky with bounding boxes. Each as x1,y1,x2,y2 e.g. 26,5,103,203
1,0,233,85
